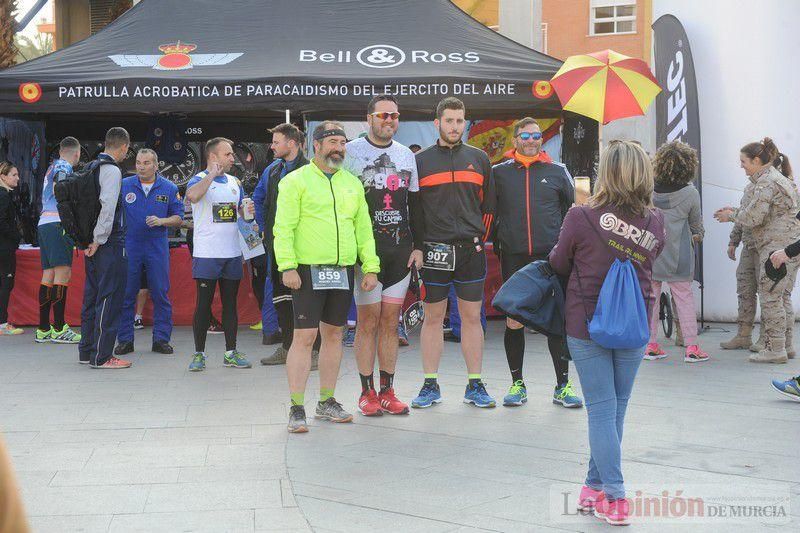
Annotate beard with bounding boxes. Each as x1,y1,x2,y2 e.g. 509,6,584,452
371,122,396,143
438,127,462,144
325,152,344,169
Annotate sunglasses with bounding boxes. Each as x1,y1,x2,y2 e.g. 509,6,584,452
517,132,543,141
370,111,400,120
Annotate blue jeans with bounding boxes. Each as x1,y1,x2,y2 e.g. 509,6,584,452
448,284,486,337
566,336,644,500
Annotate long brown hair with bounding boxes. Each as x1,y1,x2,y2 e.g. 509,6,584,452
741,137,793,178
589,141,654,217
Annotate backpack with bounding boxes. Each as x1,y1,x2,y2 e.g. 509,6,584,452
574,208,653,349
53,159,117,249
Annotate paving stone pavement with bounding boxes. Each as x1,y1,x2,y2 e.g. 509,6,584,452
1,321,798,532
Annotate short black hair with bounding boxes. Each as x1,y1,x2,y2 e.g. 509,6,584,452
105,127,130,150
409,144,422,153
205,137,233,157
367,94,398,114
269,123,304,146
59,136,80,152
436,97,465,120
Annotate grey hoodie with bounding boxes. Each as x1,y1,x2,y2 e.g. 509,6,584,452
652,183,704,281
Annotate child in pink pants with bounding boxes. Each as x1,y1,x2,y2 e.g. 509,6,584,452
646,141,709,363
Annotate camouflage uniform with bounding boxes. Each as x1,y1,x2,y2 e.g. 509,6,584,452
726,181,761,345
734,166,800,361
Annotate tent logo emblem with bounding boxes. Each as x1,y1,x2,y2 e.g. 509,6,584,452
19,82,42,104
108,41,243,70
357,45,406,69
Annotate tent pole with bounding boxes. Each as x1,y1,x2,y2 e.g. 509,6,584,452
285,109,290,123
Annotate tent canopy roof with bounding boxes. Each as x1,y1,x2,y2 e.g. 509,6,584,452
0,0,563,119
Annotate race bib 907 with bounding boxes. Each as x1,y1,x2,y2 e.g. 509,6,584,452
423,242,455,271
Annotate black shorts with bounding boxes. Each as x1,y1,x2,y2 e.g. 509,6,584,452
291,264,355,329
139,267,148,290
499,251,547,282
421,244,486,303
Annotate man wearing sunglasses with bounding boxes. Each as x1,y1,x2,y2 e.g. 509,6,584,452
344,95,423,417
491,117,582,409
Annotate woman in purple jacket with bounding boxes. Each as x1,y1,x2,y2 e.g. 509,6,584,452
549,141,665,525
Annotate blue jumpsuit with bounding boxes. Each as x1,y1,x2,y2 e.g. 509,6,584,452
117,175,183,344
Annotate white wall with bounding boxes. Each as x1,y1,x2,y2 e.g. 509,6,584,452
653,0,800,321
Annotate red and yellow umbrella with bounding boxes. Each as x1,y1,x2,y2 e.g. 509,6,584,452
550,50,661,124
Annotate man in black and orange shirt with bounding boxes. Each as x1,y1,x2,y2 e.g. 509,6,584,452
411,97,497,409
492,117,583,410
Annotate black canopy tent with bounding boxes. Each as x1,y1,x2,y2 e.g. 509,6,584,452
0,0,563,121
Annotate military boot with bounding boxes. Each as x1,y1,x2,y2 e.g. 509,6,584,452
786,328,796,359
749,337,788,364
720,323,752,350
749,327,765,353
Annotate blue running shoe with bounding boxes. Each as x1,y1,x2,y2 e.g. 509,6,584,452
223,350,252,369
554,381,583,408
771,376,800,402
343,326,356,347
503,380,528,407
464,380,496,408
411,381,442,408
188,352,206,372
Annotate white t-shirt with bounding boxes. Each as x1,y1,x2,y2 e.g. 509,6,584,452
141,182,154,196
187,172,243,259
344,136,419,250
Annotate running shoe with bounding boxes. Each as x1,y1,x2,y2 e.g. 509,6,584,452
357,389,383,416
90,356,132,369
134,316,144,330
342,326,356,347
577,486,604,512
771,376,800,402
208,317,223,334
51,324,81,344
554,381,583,408
249,320,263,331
644,342,667,361
379,388,410,415
0,323,23,336
35,327,52,343
188,352,206,372
502,380,528,406
223,350,252,369
288,405,308,433
315,397,353,423
594,497,631,526
684,345,710,363
398,323,409,347
464,380,496,408
261,346,288,365
411,381,442,408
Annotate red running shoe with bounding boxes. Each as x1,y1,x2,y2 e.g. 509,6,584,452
90,356,132,369
379,388,410,415
358,389,383,416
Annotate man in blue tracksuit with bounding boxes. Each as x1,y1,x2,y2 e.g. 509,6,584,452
80,128,130,368
114,148,183,355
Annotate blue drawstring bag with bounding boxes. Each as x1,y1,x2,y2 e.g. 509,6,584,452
573,208,652,350
587,258,649,349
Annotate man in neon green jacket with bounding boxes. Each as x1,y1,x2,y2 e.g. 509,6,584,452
273,120,380,433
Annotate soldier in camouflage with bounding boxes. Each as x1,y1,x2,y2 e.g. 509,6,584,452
720,179,763,350
715,138,799,363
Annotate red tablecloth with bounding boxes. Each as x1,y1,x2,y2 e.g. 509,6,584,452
9,245,503,327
